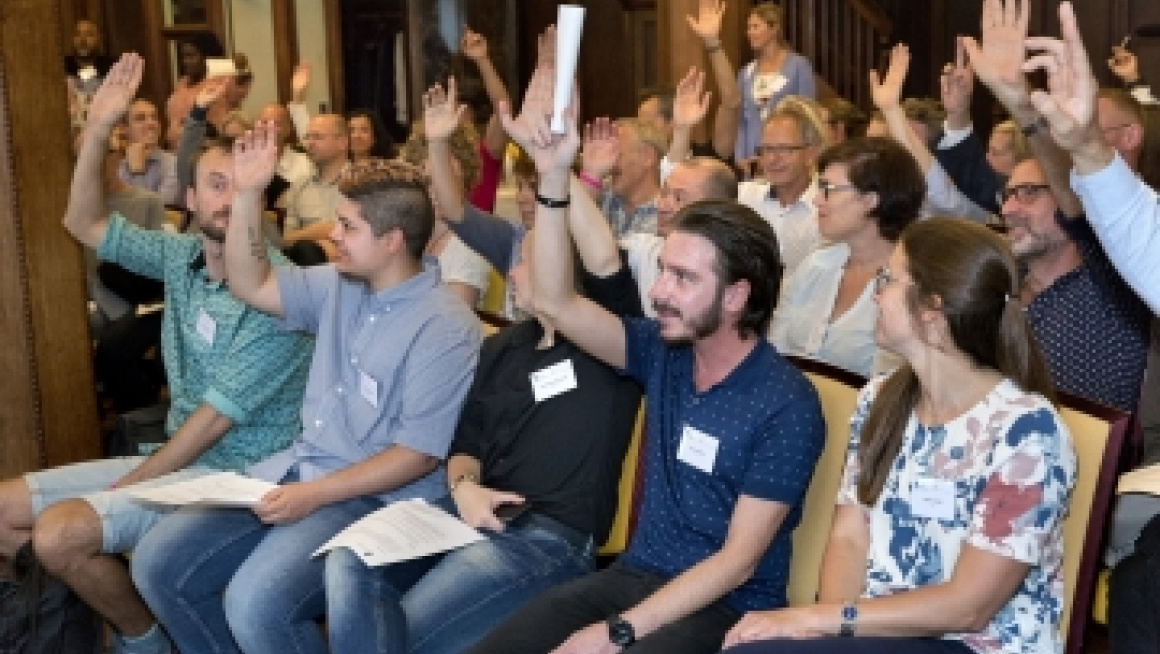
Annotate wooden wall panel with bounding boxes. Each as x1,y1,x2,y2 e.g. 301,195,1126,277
0,0,102,477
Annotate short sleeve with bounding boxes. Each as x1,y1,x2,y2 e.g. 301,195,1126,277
966,408,1077,564
97,212,178,282
439,236,492,294
277,263,338,333
619,316,660,385
739,385,825,503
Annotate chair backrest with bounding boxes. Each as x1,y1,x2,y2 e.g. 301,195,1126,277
785,356,866,606
163,204,184,231
598,402,647,556
1055,393,1129,654
479,267,506,315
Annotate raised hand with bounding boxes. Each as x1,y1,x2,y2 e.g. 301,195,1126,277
1024,2,1105,158
195,76,230,109
291,62,312,100
869,43,910,111
961,0,1031,112
687,0,726,45
232,120,280,193
460,28,489,62
940,39,975,120
536,24,557,70
87,53,144,131
672,67,712,129
580,117,620,179
1107,44,1139,84
499,66,554,153
422,77,467,142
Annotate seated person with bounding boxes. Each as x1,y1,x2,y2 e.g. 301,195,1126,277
0,54,312,654
769,136,923,377
464,53,825,654
575,116,664,237
721,219,1076,654
131,152,481,654
324,231,644,654
401,115,494,307
118,97,181,206
281,114,350,244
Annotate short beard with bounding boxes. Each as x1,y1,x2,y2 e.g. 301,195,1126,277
197,215,228,243
654,292,723,346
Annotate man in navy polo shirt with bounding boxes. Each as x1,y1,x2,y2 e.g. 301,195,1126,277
465,62,825,654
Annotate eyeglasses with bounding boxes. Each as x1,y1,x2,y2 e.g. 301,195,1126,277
1000,183,1051,205
817,180,859,200
755,143,808,157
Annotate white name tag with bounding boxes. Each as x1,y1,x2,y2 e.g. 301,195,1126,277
677,424,720,474
359,369,380,408
530,359,578,403
78,66,97,82
196,308,217,345
912,477,956,521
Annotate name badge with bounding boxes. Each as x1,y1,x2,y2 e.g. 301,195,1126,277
677,424,720,474
530,359,578,403
912,477,956,521
196,308,217,345
359,369,380,408
78,66,97,82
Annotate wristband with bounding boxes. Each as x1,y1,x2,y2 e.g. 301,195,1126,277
449,473,478,494
535,192,570,209
577,171,602,191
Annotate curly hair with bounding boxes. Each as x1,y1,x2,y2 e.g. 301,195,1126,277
400,120,481,194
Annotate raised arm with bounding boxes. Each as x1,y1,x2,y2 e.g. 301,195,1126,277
64,54,143,249
176,77,229,201
225,121,285,317
568,118,625,278
871,44,936,174
501,60,627,369
287,62,312,142
963,0,1081,216
461,28,511,159
423,77,469,223
687,0,741,160
942,43,974,133
666,68,712,165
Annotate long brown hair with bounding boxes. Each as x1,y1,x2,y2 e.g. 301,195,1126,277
857,219,1055,505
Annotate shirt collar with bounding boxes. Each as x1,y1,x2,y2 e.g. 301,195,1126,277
366,257,443,308
766,177,818,209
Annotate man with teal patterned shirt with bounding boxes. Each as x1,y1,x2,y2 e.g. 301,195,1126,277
0,54,312,654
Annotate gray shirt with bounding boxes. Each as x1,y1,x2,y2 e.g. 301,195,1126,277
248,260,482,504
119,149,181,206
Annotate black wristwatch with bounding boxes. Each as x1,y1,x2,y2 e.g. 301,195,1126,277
606,615,636,647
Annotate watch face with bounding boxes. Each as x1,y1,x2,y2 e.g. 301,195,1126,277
607,617,635,646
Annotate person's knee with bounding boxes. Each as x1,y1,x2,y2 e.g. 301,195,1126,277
31,499,104,572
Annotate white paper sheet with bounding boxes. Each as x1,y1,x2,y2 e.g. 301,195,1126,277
314,499,485,567
126,472,277,508
1118,462,1160,496
551,5,586,133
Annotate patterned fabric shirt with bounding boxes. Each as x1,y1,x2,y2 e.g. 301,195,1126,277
601,190,658,237
97,212,313,472
839,376,1077,654
618,318,825,612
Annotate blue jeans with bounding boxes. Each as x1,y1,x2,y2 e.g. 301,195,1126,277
131,496,380,654
326,503,593,654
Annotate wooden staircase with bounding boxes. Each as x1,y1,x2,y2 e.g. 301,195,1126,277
782,0,893,109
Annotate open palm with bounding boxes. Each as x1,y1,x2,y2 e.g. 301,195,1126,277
88,53,144,130
233,121,280,193
870,44,909,111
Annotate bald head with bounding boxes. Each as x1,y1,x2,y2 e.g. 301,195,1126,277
259,103,294,145
304,113,350,166
656,157,739,235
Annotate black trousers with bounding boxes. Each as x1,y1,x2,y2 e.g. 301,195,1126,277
1109,510,1160,654
463,561,740,654
95,310,164,413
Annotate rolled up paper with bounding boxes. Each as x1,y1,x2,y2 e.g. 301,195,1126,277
551,5,586,133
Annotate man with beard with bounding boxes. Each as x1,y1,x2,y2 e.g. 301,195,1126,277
130,130,481,653
65,18,113,135
464,60,825,654
1002,155,1149,411
0,54,313,654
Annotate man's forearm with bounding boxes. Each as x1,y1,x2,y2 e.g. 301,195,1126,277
225,188,275,301
533,170,580,316
64,122,113,246
313,446,440,505
430,139,467,222
446,454,482,487
115,403,233,487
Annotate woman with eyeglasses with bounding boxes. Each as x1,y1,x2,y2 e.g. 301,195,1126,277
768,136,923,376
723,218,1077,654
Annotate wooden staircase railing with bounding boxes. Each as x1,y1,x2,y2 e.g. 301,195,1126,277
782,0,893,109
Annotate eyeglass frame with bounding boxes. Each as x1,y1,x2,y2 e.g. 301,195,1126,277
999,183,1052,205
754,143,809,157
817,180,861,200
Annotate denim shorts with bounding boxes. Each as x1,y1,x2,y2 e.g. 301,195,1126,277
25,457,218,553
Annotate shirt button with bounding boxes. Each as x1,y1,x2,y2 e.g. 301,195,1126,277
314,419,322,427
350,356,358,364
369,315,376,322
